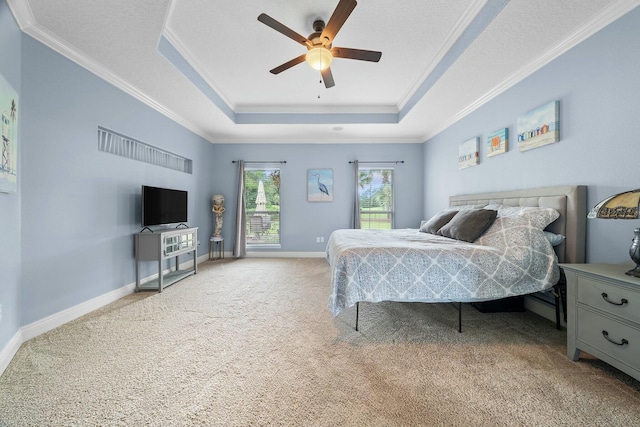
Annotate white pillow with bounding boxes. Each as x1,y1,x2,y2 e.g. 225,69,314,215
486,204,560,230
445,204,487,211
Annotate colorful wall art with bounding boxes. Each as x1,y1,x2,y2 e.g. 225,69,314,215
487,128,508,157
459,137,479,169
517,101,559,152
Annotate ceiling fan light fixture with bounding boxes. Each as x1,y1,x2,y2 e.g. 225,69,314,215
306,47,333,70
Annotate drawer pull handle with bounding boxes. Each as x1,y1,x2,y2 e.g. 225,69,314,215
602,330,629,346
601,293,628,306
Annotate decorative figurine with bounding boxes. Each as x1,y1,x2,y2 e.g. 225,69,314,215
212,194,225,237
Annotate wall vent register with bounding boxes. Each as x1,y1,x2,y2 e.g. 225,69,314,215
98,126,192,174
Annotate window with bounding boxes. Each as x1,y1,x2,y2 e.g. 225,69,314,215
358,168,394,229
244,168,280,246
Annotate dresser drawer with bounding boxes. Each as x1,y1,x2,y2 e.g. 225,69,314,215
577,276,640,324
577,307,640,369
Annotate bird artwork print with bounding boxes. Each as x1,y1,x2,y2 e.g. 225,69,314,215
308,170,333,202
314,174,329,197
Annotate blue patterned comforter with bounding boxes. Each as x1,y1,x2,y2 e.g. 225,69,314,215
327,223,559,316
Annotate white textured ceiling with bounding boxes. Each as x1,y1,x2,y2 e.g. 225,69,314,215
8,0,640,143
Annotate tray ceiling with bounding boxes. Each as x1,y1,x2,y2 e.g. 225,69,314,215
8,0,640,143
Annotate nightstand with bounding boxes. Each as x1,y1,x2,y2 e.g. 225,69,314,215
562,263,640,381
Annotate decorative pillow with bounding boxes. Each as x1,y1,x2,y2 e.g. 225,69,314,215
437,209,498,243
419,210,459,234
475,216,554,257
543,231,565,246
488,204,560,230
445,204,487,211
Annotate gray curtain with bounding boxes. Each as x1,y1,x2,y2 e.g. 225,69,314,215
233,160,247,258
352,160,361,229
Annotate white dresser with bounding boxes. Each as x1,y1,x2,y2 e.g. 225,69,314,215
563,263,640,381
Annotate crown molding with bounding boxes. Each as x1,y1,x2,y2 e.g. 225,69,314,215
161,26,235,110
7,0,215,144
8,0,640,145
396,0,488,111
422,0,640,142
211,135,425,145
6,0,35,30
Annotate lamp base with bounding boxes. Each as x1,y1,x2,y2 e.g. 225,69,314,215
628,228,640,278
625,265,640,278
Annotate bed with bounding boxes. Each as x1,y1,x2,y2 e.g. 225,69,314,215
327,185,587,331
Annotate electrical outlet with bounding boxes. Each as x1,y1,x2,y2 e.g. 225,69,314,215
316,237,321,243
320,237,324,243
197,240,201,246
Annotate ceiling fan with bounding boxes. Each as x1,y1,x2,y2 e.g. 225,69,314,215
257,0,382,88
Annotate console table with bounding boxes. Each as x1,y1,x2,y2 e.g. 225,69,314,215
135,227,198,292
563,263,640,381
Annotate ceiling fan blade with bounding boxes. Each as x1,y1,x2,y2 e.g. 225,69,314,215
270,54,307,74
258,13,310,46
321,0,357,44
321,67,335,88
331,47,382,62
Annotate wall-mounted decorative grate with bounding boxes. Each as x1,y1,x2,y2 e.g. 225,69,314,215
97,127,192,174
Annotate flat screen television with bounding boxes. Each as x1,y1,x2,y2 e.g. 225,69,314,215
141,185,188,227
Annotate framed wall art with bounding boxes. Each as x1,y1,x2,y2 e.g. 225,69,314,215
0,73,18,193
459,137,479,169
517,100,559,152
307,168,333,202
487,128,508,157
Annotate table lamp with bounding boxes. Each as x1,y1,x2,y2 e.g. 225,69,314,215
588,188,640,277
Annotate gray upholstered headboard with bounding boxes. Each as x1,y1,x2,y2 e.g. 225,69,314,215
449,186,587,264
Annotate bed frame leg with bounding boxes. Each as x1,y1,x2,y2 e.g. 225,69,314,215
355,302,359,331
458,302,462,333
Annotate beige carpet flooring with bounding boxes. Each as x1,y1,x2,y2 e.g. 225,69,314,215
1,258,639,426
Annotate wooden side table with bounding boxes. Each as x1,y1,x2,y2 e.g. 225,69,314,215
209,236,224,260
563,262,640,381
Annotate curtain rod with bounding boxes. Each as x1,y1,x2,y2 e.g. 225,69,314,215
232,160,287,164
348,160,404,164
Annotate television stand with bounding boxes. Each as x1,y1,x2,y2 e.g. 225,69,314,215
134,227,198,292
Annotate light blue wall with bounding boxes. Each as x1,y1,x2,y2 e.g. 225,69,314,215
0,0,22,350
4,0,639,355
19,35,216,325
423,7,640,264
211,143,424,251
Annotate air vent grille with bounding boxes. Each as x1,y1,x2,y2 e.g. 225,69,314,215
98,127,192,174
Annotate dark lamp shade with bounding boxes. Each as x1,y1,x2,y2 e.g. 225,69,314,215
587,189,640,219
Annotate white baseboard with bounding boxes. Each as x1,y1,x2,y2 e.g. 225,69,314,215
245,251,326,258
2,254,209,377
0,330,23,377
21,281,137,342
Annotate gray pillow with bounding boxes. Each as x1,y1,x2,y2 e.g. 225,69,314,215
438,209,497,242
419,210,458,234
